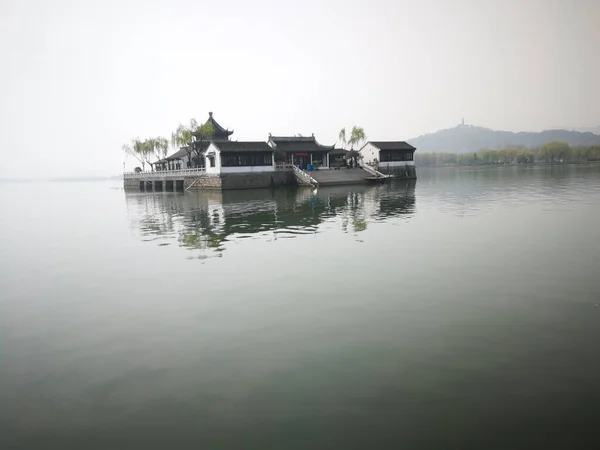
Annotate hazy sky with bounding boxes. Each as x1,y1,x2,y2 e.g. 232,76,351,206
1,0,599,177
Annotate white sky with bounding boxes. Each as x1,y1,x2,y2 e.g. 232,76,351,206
1,0,599,177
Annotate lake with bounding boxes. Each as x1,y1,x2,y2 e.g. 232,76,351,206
1,165,600,449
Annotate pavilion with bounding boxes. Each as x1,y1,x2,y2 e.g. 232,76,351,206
268,134,335,169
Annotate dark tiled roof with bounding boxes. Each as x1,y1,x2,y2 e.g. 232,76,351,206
162,142,210,162
329,148,349,156
369,141,416,151
164,146,191,161
151,142,208,164
270,135,335,153
191,140,211,151
212,141,273,153
193,112,233,139
270,136,316,142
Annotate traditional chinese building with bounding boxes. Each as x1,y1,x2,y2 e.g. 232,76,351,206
204,141,275,174
154,112,234,170
268,134,335,169
193,111,233,143
359,141,416,177
127,115,417,191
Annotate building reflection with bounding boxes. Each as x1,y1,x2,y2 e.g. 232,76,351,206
124,180,416,259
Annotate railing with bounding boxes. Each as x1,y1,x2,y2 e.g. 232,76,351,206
360,163,388,178
123,168,207,179
292,165,318,186
275,163,294,170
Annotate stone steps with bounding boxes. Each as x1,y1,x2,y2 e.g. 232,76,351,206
308,168,370,186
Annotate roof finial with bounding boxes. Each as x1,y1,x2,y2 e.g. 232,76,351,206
209,111,213,117
268,133,271,138
312,133,314,137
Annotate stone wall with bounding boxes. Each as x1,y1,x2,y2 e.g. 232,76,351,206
123,178,140,188
123,170,297,191
219,171,295,190
378,164,417,179
185,175,222,190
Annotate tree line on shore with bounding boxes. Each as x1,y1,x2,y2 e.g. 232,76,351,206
415,141,600,167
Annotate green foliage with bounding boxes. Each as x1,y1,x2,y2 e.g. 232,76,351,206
516,150,535,164
122,138,153,171
458,153,473,165
170,120,196,149
352,218,367,232
191,121,215,160
414,143,600,167
338,128,347,148
196,121,215,140
539,141,571,163
572,145,600,162
169,118,216,165
338,126,366,150
345,149,362,166
349,126,366,150
147,137,169,163
123,138,169,171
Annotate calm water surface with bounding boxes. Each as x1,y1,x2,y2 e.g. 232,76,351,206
1,166,600,449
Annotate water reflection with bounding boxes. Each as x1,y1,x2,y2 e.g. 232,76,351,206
415,164,600,216
125,181,416,259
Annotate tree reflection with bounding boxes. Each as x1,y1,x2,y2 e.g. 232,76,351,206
124,182,416,259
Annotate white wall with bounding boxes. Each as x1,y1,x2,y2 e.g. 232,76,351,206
220,166,274,173
360,142,379,165
205,143,221,174
360,143,415,166
205,143,276,174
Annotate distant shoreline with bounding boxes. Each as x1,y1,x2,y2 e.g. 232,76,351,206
0,176,122,183
417,161,600,169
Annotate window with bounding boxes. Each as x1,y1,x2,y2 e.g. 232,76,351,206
207,155,215,168
380,151,414,162
221,152,273,167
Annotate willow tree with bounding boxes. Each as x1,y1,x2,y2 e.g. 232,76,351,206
122,138,153,171
343,126,367,166
147,137,169,168
338,128,347,149
348,126,366,150
539,141,571,164
192,121,215,164
171,119,197,156
171,119,214,167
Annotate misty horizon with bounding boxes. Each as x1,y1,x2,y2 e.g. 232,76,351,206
1,0,599,178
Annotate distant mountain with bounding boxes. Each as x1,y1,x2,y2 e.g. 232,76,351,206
563,125,600,134
408,125,600,153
